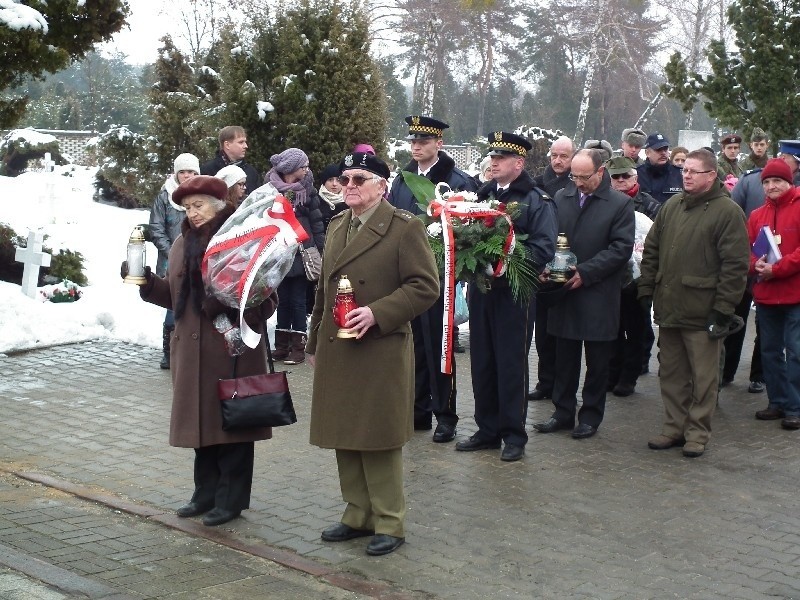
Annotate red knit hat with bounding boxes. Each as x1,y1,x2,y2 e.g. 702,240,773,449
760,158,794,184
172,175,228,204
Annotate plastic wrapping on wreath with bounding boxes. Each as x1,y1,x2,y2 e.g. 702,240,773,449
630,211,654,281
202,183,309,347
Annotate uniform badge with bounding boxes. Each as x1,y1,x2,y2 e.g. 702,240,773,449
412,116,420,125
344,154,353,167
494,131,503,141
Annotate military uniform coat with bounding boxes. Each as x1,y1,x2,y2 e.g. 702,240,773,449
547,173,636,341
141,210,276,449
306,199,440,451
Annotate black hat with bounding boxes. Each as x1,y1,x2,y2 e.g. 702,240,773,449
486,131,532,157
319,164,340,183
340,152,391,179
405,115,449,139
644,133,670,150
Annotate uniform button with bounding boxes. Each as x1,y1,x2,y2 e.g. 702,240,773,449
191,333,198,340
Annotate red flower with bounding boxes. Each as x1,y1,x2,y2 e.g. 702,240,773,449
482,216,495,227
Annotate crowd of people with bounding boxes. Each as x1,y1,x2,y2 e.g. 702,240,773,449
130,116,800,556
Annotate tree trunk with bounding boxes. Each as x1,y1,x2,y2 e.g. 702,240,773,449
636,91,663,128
475,11,494,137
420,15,441,114
573,39,598,145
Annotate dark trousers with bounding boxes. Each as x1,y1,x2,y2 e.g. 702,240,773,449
412,293,458,427
608,287,645,386
191,442,254,512
277,275,308,332
468,285,533,447
534,299,557,393
723,289,763,382
551,338,615,429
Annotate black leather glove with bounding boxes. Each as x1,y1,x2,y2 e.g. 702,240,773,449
120,261,152,285
639,295,653,315
706,309,732,339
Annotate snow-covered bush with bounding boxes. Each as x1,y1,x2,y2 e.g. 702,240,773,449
95,126,162,208
0,129,65,176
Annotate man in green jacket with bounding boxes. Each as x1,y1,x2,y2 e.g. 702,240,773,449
638,149,750,458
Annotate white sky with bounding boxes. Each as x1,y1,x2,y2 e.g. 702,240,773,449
100,0,173,65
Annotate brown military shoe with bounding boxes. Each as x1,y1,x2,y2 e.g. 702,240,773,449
755,407,785,420
647,434,685,450
781,415,800,430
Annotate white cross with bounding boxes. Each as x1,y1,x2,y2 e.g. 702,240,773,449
43,152,55,173
14,231,51,298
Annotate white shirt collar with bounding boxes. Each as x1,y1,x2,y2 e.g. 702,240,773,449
418,158,439,177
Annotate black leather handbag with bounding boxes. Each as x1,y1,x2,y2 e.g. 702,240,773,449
218,342,296,430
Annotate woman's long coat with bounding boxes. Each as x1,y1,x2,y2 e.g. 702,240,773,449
141,211,277,448
306,199,440,451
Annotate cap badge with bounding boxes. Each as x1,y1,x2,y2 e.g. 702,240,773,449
344,155,353,167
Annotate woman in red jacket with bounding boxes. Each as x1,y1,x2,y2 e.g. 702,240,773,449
747,158,800,430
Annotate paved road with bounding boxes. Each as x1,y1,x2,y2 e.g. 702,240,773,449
2,316,799,599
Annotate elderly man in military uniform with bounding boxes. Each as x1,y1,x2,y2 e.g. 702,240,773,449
388,116,477,443
455,132,557,462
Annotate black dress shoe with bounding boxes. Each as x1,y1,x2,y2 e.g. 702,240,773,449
202,508,241,526
455,434,501,451
176,502,213,518
500,443,524,462
433,422,456,443
527,388,552,401
533,417,566,433
612,382,636,397
321,522,374,542
366,534,405,556
572,423,597,439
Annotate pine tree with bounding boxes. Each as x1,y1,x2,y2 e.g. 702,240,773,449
662,0,800,143
0,0,128,128
233,0,387,175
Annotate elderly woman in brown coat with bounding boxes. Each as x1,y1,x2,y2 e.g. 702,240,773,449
122,175,277,527
306,153,439,556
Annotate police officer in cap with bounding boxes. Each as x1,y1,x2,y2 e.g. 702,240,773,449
455,131,557,461
388,116,477,443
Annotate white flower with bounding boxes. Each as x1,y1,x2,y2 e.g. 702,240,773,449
427,222,443,237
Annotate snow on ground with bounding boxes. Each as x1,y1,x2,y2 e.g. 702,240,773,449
0,166,172,354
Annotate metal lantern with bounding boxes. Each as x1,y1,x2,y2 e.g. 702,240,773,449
124,225,148,285
546,233,578,283
332,275,359,338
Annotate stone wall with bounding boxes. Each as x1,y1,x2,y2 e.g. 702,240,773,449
0,128,96,166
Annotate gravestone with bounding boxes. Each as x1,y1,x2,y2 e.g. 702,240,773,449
14,231,51,298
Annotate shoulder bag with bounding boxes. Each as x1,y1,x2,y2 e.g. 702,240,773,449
300,245,322,281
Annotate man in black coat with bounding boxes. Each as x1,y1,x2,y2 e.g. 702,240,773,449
533,149,635,439
388,116,477,443
528,135,575,402
636,132,684,204
201,125,261,195
455,132,557,461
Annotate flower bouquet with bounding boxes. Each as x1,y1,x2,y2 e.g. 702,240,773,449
400,171,538,373
39,280,83,303
202,183,309,349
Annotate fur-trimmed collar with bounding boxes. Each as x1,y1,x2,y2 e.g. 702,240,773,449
403,151,457,184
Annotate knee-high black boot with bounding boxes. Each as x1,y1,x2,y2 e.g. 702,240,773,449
160,325,174,369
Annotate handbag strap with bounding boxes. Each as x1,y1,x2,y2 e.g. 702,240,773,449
230,332,276,379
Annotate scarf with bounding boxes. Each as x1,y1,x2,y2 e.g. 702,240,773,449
174,205,235,321
625,182,640,198
318,185,344,210
161,175,187,212
267,168,312,206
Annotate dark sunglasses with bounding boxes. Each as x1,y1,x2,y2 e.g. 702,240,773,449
610,173,634,180
338,174,377,187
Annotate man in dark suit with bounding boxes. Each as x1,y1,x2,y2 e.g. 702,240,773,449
388,115,477,443
533,149,635,439
455,132,557,461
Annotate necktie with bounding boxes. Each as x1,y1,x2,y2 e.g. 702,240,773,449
347,217,361,243
579,193,588,208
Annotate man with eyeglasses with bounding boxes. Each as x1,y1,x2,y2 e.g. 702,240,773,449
638,149,749,458
533,149,634,440
388,115,477,444
529,136,576,402
455,131,557,461
307,152,440,556
636,132,684,204
604,157,659,397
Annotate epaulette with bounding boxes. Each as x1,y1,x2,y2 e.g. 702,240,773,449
330,210,347,222
393,208,415,221
533,186,552,201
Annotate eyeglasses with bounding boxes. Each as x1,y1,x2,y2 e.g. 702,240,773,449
681,169,714,176
338,174,379,187
569,168,601,182
610,173,634,180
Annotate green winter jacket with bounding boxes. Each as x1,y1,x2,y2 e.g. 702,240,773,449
638,180,749,330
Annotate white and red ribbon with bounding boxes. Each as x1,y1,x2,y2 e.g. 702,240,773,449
427,184,516,374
